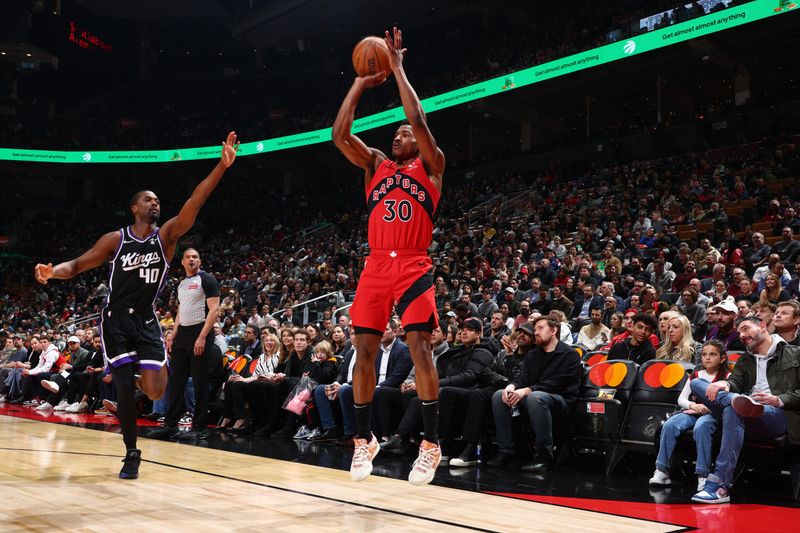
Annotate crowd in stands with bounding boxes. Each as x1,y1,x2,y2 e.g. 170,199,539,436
2,125,799,501
1,0,797,500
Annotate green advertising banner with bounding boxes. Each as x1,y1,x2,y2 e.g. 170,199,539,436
0,0,795,163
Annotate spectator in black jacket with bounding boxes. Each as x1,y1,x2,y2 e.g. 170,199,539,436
487,315,581,472
382,317,493,454
449,321,536,467
485,310,510,354
608,313,657,365
570,284,603,321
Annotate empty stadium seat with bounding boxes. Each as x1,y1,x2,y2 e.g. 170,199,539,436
559,360,638,470
606,359,694,475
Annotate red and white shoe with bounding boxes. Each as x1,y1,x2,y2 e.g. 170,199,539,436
350,434,380,482
408,440,442,486
731,395,764,418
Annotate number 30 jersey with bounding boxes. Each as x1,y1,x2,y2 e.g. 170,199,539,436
107,226,169,311
366,156,440,252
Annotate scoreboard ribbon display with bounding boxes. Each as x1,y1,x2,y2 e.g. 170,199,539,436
0,0,795,164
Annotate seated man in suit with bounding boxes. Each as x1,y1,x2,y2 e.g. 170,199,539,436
312,319,411,444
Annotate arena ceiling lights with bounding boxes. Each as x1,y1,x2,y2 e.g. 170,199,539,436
1,0,796,164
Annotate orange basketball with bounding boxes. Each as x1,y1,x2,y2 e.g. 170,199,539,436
352,36,391,77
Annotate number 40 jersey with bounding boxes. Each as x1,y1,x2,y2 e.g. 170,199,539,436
107,226,169,311
366,156,440,253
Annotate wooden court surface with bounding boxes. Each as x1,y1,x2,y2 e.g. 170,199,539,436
0,416,683,532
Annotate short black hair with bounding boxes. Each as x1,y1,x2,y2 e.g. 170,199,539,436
631,312,657,331
735,315,762,328
130,190,151,207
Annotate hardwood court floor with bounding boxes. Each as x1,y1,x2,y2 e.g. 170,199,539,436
0,416,680,533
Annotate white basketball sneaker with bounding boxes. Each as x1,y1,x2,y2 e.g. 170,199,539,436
350,434,380,482
408,440,442,486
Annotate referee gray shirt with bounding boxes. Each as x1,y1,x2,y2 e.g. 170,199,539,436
177,271,220,326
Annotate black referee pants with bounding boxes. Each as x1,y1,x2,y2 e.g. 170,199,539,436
166,324,212,430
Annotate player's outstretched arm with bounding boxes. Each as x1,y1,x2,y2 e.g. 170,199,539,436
161,131,239,245
34,231,121,284
384,27,445,182
332,74,388,175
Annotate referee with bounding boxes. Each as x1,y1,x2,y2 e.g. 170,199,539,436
151,248,220,440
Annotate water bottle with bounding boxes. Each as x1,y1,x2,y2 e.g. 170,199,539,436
510,405,521,417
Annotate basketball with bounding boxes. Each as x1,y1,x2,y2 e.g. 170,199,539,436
352,36,391,77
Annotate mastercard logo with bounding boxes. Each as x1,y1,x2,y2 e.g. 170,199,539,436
586,353,608,366
589,362,630,387
643,362,687,389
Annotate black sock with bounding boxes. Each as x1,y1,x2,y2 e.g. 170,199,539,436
421,400,439,444
110,365,138,451
354,402,372,440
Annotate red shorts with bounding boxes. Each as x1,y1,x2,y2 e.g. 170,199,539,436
349,250,438,334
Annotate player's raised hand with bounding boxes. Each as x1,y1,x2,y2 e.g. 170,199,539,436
221,131,240,168
357,71,388,89
384,26,407,72
34,263,54,285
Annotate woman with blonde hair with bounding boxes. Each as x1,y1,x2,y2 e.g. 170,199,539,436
759,272,791,305
656,315,702,364
657,310,680,342
219,332,282,432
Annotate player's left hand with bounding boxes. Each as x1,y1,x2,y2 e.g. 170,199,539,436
384,26,407,72
34,263,54,285
194,336,206,356
751,391,781,407
220,131,239,168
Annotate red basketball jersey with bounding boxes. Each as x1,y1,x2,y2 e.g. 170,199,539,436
366,157,440,252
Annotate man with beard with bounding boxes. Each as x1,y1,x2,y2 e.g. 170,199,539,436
487,315,581,472
691,316,800,504
705,299,746,351
577,307,612,350
672,261,697,294
448,321,536,467
34,132,239,479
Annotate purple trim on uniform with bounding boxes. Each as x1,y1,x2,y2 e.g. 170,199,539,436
152,309,169,362
151,231,170,361
109,355,137,368
99,307,112,370
153,231,170,304
104,229,125,309
126,225,159,243
139,360,166,372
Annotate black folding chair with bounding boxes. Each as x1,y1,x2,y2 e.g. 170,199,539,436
606,359,694,475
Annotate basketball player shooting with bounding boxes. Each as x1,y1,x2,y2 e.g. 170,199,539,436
34,131,239,479
333,27,445,485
